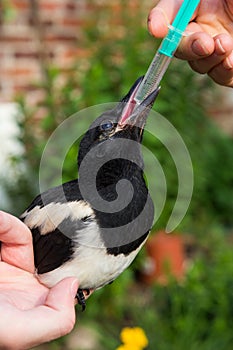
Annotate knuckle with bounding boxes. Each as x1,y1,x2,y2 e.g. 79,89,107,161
189,60,207,74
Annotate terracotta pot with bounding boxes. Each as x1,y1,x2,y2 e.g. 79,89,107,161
142,230,185,284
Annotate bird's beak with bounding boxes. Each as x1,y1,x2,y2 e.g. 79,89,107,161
118,76,160,128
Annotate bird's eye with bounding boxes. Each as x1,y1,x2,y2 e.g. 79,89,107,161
100,121,114,132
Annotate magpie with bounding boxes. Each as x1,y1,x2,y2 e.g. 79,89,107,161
21,77,160,310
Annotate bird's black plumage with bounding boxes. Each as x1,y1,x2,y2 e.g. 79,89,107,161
21,77,160,310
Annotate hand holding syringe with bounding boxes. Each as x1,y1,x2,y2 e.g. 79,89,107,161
133,0,201,105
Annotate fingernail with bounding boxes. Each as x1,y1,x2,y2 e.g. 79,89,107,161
70,279,79,299
224,56,233,69
192,39,210,56
216,39,226,55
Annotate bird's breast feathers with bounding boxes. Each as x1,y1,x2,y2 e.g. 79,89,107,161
36,241,143,290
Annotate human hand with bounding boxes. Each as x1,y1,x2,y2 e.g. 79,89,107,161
0,211,78,350
148,0,233,87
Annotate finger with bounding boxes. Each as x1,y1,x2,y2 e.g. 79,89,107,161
148,0,200,37
148,0,183,37
188,34,233,74
208,52,233,87
4,278,79,350
176,29,215,60
0,211,34,272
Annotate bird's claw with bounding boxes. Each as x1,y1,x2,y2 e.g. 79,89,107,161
76,288,90,311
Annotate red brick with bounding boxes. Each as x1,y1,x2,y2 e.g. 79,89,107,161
45,33,78,42
14,51,40,59
39,0,65,11
62,18,84,27
66,2,77,11
63,47,92,59
14,51,54,59
28,17,54,27
0,35,33,43
5,67,35,77
12,0,30,9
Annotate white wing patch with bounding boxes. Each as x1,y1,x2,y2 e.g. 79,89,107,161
21,200,94,235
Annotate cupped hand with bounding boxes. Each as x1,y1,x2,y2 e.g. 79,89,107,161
148,0,233,87
0,211,78,350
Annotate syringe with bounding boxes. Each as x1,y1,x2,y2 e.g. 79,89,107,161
134,0,201,105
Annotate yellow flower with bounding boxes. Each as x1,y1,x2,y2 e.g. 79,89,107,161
119,327,149,349
116,345,142,350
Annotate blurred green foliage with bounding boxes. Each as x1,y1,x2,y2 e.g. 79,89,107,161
84,229,233,350
2,1,233,349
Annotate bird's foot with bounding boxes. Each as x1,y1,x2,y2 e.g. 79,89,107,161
76,288,90,311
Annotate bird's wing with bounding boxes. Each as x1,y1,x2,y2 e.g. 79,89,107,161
21,180,96,274
30,224,74,274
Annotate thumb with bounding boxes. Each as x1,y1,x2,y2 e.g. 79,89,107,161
44,277,79,335
46,277,78,309
148,6,170,37
16,277,79,349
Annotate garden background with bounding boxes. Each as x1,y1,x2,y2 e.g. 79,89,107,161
0,1,232,349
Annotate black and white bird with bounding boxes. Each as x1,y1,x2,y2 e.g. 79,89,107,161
21,77,160,310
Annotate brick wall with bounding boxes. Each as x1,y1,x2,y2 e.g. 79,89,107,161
0,0,150,102
0,0,93,104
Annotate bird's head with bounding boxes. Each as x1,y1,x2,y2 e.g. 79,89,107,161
76,77,159,247
78,76,160,171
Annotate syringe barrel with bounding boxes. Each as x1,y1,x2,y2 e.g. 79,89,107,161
134,52,171,104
